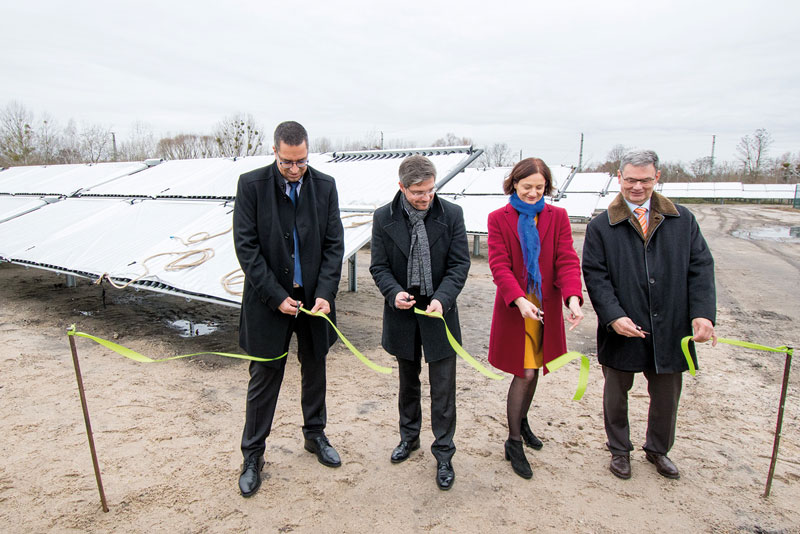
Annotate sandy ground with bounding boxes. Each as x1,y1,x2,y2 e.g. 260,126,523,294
1,203,799,534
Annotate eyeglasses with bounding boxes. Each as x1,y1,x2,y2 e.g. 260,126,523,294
622,177,655,185
406,187,437,198
277,159,308,169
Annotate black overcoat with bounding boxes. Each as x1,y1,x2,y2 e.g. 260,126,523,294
369,192,471,362
582,192,716,373
233,162,344,362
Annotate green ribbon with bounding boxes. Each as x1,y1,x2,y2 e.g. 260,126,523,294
67,325,286,362
414,308,504,380
681,335,794,377
67,309,393,375
545,351,591,401
299,308,392,374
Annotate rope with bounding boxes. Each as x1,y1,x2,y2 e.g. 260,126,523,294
221,269,244,296
95,249,214,289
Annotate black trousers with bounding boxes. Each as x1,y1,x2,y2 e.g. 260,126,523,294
241,288,327,461
602,365,683,456
397,316,457,463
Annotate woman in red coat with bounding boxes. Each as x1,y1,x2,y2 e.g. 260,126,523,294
487,158,584,479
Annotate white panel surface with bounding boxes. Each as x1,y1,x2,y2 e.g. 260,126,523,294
0,196,49,223
0,162,147,196
0,198,375,305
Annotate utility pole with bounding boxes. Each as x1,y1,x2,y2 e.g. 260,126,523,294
578,132,584,171
380,131,384,150
111,132,117,162
709,134,716,180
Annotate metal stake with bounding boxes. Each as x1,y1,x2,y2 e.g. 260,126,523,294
764,348,793,498
69,334,109,512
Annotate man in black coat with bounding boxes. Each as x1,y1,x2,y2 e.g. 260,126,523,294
582,149,716,481
369,154,470,490
233,121,344,497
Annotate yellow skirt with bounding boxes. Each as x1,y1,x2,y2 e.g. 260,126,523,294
523,293,544,369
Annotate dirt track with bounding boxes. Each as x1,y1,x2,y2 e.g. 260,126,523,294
0,204,798,533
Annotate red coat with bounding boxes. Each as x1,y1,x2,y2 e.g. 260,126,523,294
487,203,583,377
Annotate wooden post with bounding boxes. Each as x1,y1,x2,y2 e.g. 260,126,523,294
68,334,109,512
764,348,793,498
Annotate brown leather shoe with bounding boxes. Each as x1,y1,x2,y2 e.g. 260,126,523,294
609,454,631,479
645,452,680,479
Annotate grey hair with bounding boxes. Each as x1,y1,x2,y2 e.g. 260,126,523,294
274,121,308,149
619,149,659,173
398,154,437,187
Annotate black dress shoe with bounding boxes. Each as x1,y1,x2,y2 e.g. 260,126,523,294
645,452,680,479
436,461,455,490
239,456,265,497
304,435,342,467
391,438,421,464
609,454,631,480
504,438,532,479
520,417,543,450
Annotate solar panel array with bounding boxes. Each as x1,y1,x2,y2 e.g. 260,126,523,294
0,148,478,305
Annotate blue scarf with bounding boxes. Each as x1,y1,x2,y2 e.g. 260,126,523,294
509,192,545,301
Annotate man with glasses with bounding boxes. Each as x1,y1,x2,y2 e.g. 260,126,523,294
369,154,470,490
582,149,716,481
233,121,344,497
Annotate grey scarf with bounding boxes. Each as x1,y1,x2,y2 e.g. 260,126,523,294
401,194,434,296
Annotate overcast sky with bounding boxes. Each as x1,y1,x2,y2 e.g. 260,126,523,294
2,0,798,167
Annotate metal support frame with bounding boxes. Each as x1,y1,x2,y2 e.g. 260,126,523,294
348,255,357,292
472,235,481,257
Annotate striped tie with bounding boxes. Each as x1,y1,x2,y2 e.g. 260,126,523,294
634,206,648,236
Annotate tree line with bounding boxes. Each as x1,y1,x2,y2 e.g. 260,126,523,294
582,129,798,184
0,101,516,170
1,101,796,184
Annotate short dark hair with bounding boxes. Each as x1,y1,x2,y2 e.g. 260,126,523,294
398,154,437,187
502,157,554,196
273,121,308,149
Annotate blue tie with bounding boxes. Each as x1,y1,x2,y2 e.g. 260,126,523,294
288,182,302,287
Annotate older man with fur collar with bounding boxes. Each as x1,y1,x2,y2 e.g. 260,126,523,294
582,149,716,481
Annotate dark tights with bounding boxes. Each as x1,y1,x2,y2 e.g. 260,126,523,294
506,368,539,440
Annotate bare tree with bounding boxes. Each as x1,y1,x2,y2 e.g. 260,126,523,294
80,123,111,163
157,133,218,160
583,144,630,176
311,136,333,153
659,161,692,182
55,119,83,164
432,132,473,147
118,121,156,161
214,113,265,157
690,156,713,182
480,142,513,167
36,113,62,165
736,128,772,179
0,101,37,166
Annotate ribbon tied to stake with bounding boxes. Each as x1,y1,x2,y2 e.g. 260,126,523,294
681,335,794,376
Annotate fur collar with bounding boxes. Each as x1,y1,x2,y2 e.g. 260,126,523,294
606,191,679,226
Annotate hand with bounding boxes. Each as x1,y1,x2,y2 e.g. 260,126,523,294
395,291,416,310
692,317,717,346
514,297,543,321
309,297,331,315
278,296,302,316
566,296,584,331
425,299,443,315
611,317,647,338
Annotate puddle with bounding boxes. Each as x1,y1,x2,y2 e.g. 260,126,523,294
732,226,800,242
167,319,218,337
